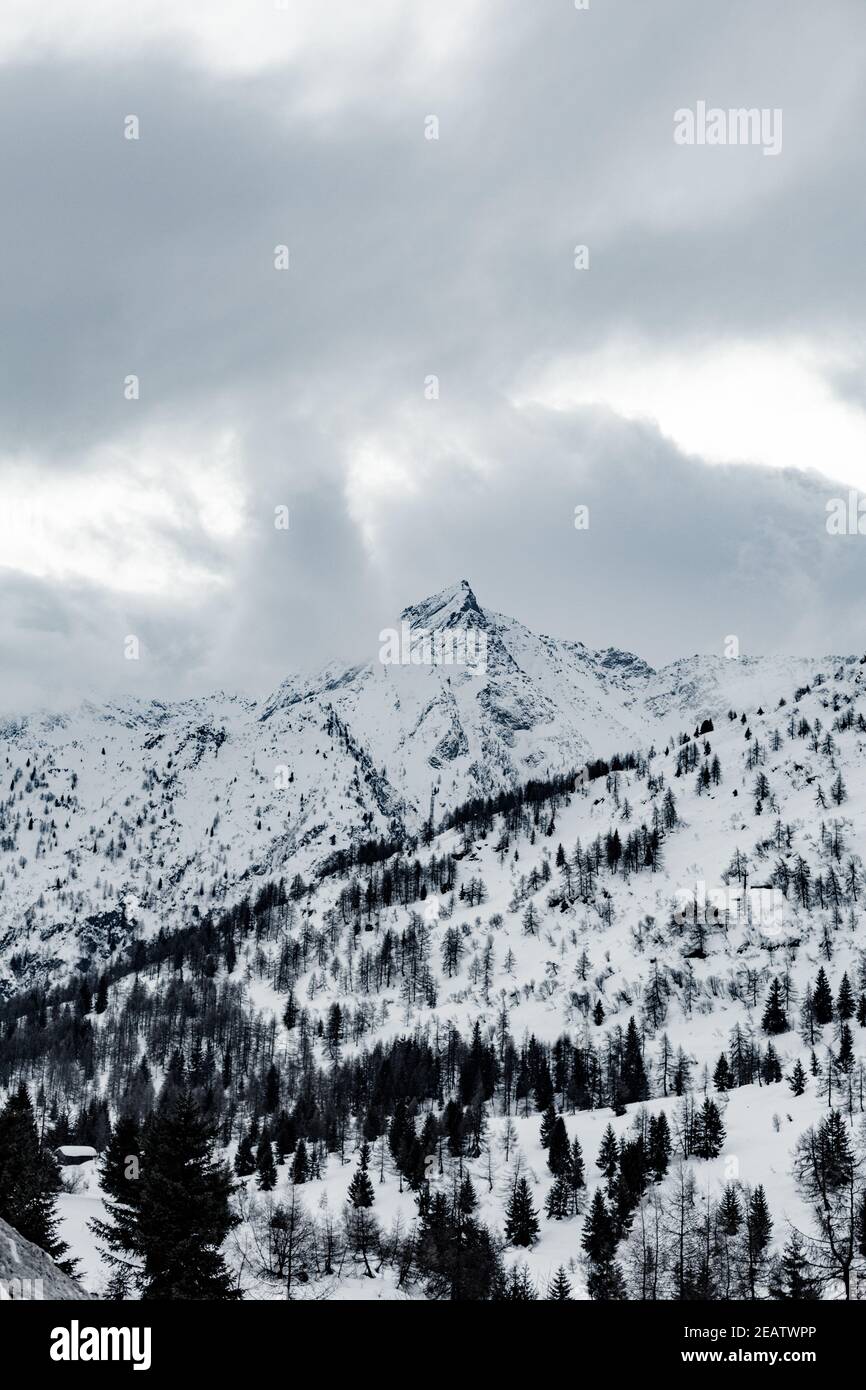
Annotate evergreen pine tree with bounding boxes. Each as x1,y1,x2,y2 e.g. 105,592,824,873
347,1142,375,1209
456,1173,477,1218
692,1099,726,1159
761,977,788,1035
256,1128,277,1191
717,1184,742,1236
568,1136,586,1212
768,1229,822,1301
539,1103,557,1149
497,1263,538,1300
504,1176,540,1247
713,1053,732,1091
0,1084,70,1269
264,1063,281,1113
761,1042,783,1085
547,1265,573,1300
581,1188,617,1264
89,1112,142,1293
837,972,855,1021
581,1189,624,1299
586,1257,627,1300
94,973,109,1014
620,1016,649,1103
137,1090,238,1300
813,967,834,1025
234,1129,256,1177
544,1172,571,1221
649,1111,672,1181
787,1058,807,1096
745,1185,773,1299
547,1116,570,1176
596,1124,619,1181
292,1138,309,1184
836,1023,854,1074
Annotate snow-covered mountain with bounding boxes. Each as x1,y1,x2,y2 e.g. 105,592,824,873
0,579,858,987
6,580,866,1304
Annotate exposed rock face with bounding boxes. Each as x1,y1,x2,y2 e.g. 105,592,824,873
0,1216,94,1300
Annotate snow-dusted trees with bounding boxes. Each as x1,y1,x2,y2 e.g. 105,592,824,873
793,1109,862,1299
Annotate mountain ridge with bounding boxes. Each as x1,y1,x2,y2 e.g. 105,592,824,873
0,580,858,989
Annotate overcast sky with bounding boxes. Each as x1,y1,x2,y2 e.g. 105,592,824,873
2,0,866,712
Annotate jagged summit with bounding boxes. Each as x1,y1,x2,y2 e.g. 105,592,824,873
399,578,485,632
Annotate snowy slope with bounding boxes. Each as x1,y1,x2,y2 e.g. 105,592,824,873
9,598,866,1302
0,580,859,989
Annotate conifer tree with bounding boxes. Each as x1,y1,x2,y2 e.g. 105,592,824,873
581,1188,625,1299
234,1129,256,1177
761,977,788,1035
545,1172,571,1221
282,992,299,1030
744,1185,773,1299
813,967,834,1025
596,1124,619,1182
648,1111,672,1181
581,1188,616,1264
539,1103,557,1149
761,1042,783,1085
836,1023,854,1074
0,1084,71,1270
717,1184,742,1236
620,1016,649,1103
713,1053,732,1091
256,1128,277,1191
768,1229,821,1300
137,1090,238,1300
547,1265,573,1300
692,1099,725,1159
837,972,855,1021
547,1116,570,1176
504,1176,540,1247
347,1142,375,1209
497,1263,538,1300
568,1136,586,1212
456,1173,477,1218
787,1058,807,1096
90,1113,142,1294
264,1063,281,1113
94,973,109,1014
292,1137,309,1184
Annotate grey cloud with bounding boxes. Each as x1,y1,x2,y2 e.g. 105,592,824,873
1,0,865,711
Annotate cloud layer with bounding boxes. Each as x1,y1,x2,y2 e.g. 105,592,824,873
2,0,866,710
